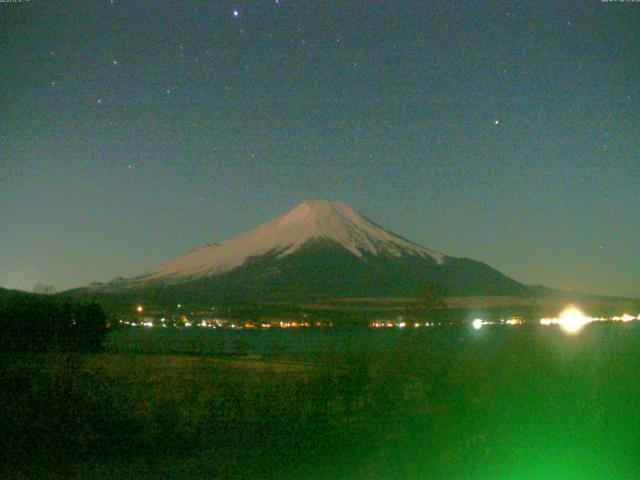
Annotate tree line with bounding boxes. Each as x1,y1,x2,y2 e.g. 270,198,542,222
0,290,107,352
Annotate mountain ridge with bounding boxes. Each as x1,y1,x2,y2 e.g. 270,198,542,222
76,199,531,303
116,199,447,287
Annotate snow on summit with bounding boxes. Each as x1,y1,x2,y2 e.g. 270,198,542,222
138,200,445,282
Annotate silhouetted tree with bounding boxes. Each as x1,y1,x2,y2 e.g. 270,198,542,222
406,283,446,321
0,292,107,353
70,302,107,352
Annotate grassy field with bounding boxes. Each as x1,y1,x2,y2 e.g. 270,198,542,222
1,323,640,479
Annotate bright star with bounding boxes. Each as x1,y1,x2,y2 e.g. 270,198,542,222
494,120,500,125
233,9,239,17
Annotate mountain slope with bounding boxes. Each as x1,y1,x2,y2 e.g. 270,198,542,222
80,199,530,302
136,200,444,284
161,239,528,302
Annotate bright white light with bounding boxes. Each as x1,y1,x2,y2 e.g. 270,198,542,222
472,319,483,330
233,9,239,17
621,314,634,322
558,307,588,334
136,305,143,313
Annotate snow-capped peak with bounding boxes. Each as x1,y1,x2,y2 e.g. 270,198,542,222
138,199,444,282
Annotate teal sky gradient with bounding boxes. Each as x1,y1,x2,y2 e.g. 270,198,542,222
1,1,638,297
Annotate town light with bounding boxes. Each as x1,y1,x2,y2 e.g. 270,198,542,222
558,307,588,334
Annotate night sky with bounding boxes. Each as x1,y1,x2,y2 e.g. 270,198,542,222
1,1,639,297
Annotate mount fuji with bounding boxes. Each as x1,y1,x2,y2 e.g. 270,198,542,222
79,200,529,303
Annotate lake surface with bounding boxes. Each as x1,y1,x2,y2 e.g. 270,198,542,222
105,321,640,357
106,326,437,356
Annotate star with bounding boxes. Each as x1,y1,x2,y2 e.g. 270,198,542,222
50,81,56,86
494,120,500,125
97,98,103,104
233,9,239,17
166,88,172,94
113,60,118,65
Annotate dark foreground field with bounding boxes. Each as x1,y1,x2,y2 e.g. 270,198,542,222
2,324,640,479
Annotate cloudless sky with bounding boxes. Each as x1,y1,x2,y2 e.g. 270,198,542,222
1,0,639,297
